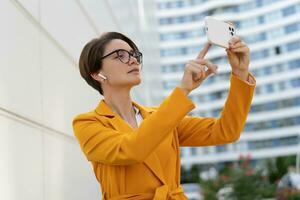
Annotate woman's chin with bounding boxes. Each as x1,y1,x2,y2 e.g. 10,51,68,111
131,77,141,85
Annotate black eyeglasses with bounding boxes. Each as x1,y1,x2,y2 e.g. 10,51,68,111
100,49,143,64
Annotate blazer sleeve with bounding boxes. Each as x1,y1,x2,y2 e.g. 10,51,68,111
72,87,195,165
178,72,256,146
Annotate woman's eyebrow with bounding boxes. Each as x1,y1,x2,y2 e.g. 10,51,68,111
108,49,133,55
112,48,134,53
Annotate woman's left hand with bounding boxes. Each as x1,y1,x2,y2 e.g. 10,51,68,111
226,35,250,81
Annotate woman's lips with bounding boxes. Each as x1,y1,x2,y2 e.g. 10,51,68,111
128,69,139,73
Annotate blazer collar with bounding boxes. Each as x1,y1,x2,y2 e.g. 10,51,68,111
95,99,156,119
94,99,167,185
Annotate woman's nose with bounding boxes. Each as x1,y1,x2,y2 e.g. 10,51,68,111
128,56,139,65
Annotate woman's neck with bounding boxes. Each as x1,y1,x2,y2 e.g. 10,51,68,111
103,88,137,126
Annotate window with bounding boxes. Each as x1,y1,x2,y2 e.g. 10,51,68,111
289,59,300,69
265,102,277,110
285,23,298,34
264,10,282,23
267,28,284,39
251,49,269,60
275,64,284,72
245,32,266,44
240,18,259,28
262,66,272,75
282,5,296,16
191,147,197,156
287,41,300,52
216,145,227,153
291,78,300,87
159,17,173,25
163,80,179,90
245,115,300,132
295,97,300,105
266,84,274,93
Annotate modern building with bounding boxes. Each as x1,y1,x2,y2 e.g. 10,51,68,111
0,0,159,199
156,0,300,170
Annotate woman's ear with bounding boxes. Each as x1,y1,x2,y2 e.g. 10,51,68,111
97,73,107,80
91,73,104,82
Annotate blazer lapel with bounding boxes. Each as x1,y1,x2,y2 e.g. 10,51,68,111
133,102,167,185
95,100,167,185
94,100,132,132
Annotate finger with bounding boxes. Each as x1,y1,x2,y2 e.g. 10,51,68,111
189,60,215,75
186,62,206,81
187,60,203,69
197,43,211,59
186,61,202,74
205,68,215,77
229,35,241,45
226,49,235,61
193,59,218,74
187,62,206,78
230,46,249,53
189,60,206,70
187,61,216,81
229,41,246,49
193,70,205,82
226,21,235,26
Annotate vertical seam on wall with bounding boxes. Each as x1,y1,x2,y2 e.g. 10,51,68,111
103,0,123,32
75,0,100,35
37,0,46,199
9,0,77,67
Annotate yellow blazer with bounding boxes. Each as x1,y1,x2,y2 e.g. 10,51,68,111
72,73,256,200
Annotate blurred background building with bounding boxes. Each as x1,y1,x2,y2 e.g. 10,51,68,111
156,0,300,172
0,0,160,199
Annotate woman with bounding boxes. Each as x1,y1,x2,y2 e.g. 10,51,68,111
73,31,256,200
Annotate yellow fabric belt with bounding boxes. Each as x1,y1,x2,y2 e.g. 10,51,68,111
153,185,184,200
104,185,184,200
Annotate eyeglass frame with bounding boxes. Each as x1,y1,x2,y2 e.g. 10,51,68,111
99,49,143,64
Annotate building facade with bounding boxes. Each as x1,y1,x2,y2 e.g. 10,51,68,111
156,0,300,169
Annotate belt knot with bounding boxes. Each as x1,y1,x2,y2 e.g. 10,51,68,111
153,185,184,200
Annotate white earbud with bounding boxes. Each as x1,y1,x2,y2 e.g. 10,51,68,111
98,73,107,80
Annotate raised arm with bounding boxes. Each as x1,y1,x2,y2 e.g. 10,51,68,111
178,72,256,146
72,87,195,165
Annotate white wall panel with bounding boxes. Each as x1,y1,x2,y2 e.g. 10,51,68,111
44,134,100,200
78,0,118,32
40,34,99,135
17,0,40,19
0,115,43,200
1,0,158,199
0,0,42,122
40,0,97,61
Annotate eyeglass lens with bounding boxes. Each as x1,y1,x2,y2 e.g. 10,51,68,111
117,50,142,64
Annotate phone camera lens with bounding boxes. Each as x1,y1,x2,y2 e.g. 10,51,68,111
229,27,232,31
231,32,234,36
232,28,235,32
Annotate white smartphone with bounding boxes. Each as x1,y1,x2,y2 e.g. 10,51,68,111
204,16,236,49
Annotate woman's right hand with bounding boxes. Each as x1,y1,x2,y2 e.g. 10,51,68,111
179,43,218,95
